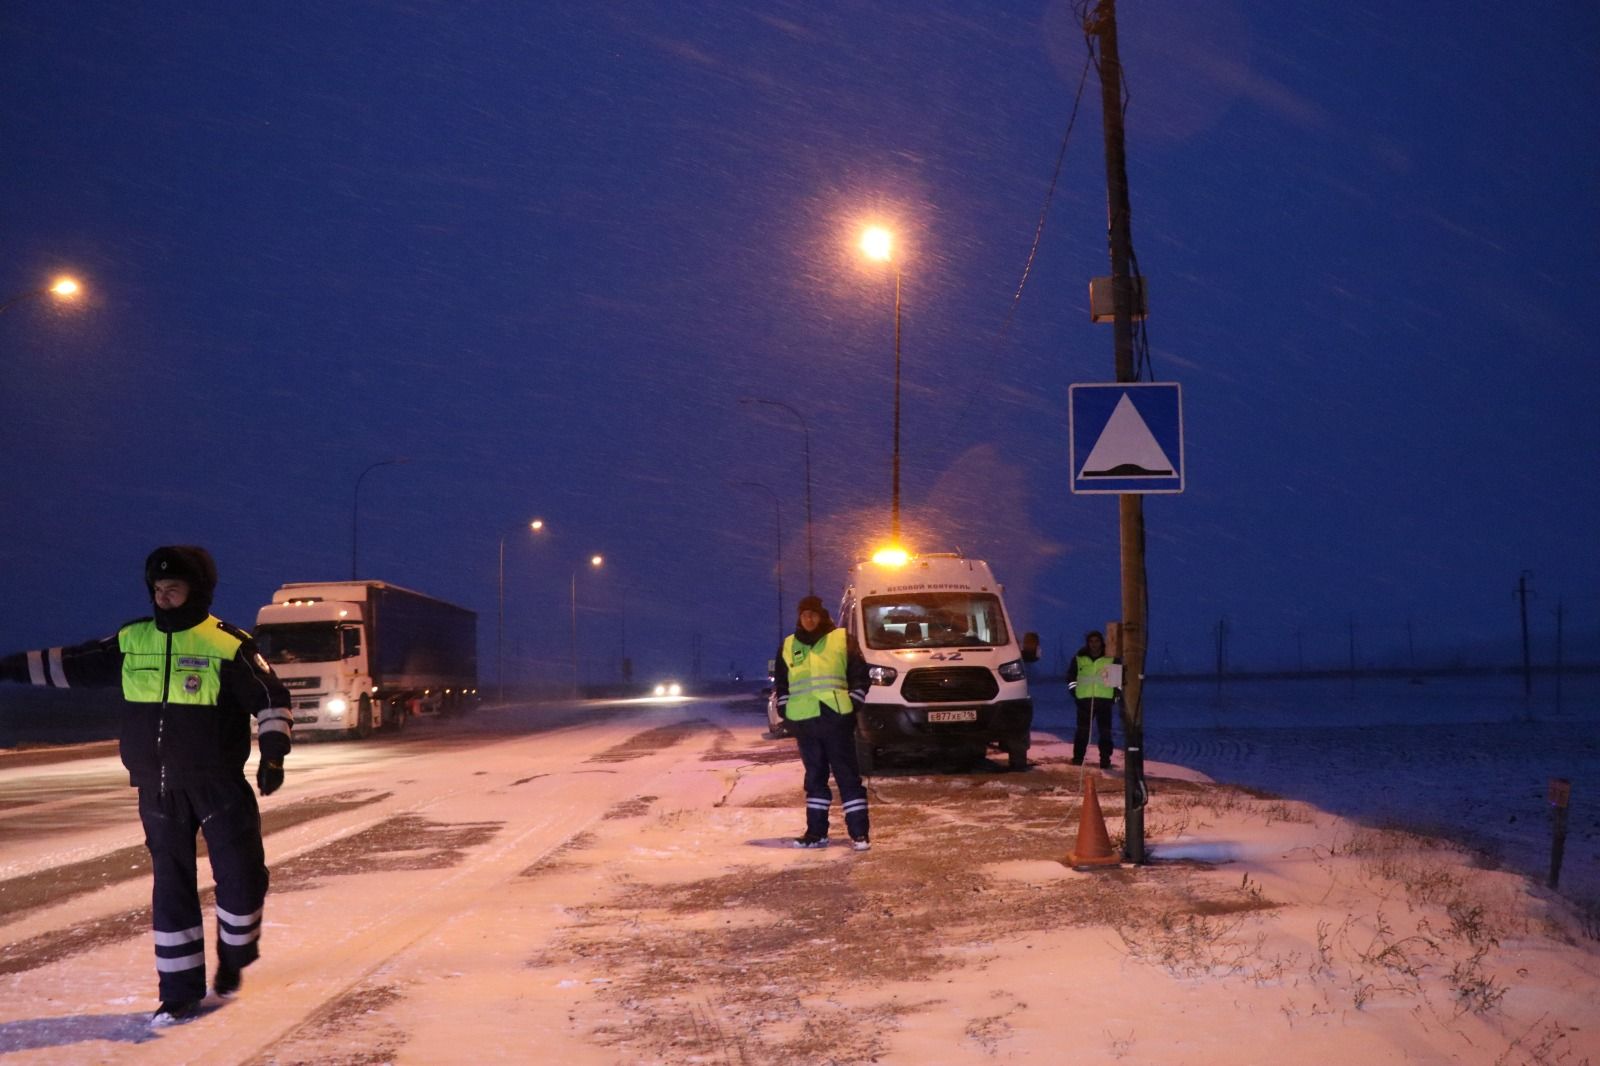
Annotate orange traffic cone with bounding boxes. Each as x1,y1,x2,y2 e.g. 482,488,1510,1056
1066,772,1121,868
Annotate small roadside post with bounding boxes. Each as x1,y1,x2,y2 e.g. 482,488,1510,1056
1548,777,1571,889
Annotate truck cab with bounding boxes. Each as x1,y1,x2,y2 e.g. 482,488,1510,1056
842,552,1033,771
253,595,381,737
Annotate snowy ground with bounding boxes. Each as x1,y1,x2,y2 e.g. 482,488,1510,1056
1,696,1597,1064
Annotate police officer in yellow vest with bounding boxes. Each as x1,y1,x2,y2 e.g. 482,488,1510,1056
774,595,871,850
1067,630,1121,769
0,546,293,1027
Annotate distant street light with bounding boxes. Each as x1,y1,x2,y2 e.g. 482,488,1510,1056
860,226,903,544
350,458,409,580
739,396,814,593
498,518,547,701
570,554,604,698
0,275,84,316
734,481,784,651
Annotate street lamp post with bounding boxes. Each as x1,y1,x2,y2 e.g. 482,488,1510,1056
860,227,903,543
735,481,784,650
497,518,546,701
350,458,408,580
570,554,604,699
739,397,813,594
0,276,83,317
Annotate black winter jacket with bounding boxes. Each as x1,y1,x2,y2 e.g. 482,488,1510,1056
1,618,292,789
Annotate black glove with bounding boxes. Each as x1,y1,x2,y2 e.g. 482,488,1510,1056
0,653,28,684
257,759,284,796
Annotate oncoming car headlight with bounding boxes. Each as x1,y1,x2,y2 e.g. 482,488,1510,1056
652,682,683,698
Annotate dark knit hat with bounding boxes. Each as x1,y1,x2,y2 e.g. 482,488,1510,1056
797,595,826,615
144,545,218,598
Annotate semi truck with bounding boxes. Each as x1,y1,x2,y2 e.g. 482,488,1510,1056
252,581,478,739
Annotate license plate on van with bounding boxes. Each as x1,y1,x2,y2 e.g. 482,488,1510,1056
927,709,978,723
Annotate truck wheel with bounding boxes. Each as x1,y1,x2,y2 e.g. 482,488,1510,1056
1004,732,1030,771
855,734,875,775
356,695,374,740
389,699,407,733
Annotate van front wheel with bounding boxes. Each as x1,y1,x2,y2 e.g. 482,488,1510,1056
1004,732,1029,771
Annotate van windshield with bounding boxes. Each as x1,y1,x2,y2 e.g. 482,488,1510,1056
861,592,1009,650
253,623,342,665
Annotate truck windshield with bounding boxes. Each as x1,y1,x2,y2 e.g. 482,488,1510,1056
254,623,343,665
861,592,1009,650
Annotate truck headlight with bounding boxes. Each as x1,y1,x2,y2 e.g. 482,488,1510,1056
326,697,348,716
868,665,897,686
998,659,1025,682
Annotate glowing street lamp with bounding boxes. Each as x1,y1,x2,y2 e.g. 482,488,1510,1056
0,275,84,316
570,554,604,698
498,518,547,701
859,226,903,544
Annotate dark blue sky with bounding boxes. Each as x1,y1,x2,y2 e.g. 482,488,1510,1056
3,1,1597,685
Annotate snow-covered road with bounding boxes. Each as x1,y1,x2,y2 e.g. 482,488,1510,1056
0,696,750,1063
5,696,1597,1065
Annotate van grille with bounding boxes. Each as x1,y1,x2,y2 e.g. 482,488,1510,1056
901,667,998,703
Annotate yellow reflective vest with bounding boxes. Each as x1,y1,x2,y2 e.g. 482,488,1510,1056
782,628,852,721
1072,654,1118,701
119,617,241,706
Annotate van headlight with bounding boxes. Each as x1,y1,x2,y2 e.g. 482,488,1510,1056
326,697,348,716
998,659,1025,682
868,665,897,686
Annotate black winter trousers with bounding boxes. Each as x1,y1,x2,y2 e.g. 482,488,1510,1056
138,777,269,1002
793,707,869,840
1073,698,1116,765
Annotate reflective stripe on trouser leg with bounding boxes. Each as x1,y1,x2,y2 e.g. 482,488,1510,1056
139,788,208,1002
153,924,206,976
201,779,269,971
824,714,869,839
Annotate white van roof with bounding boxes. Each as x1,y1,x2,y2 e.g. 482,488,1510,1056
847,552,1000,596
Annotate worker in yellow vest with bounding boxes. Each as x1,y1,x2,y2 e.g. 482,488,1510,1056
1067,630,1121,769
0,546,293,1027
774,595,871,850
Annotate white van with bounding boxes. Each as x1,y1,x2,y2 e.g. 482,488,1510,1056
839,552,1033,771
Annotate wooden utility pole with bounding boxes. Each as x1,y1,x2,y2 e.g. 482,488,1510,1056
1088,0,1148,863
